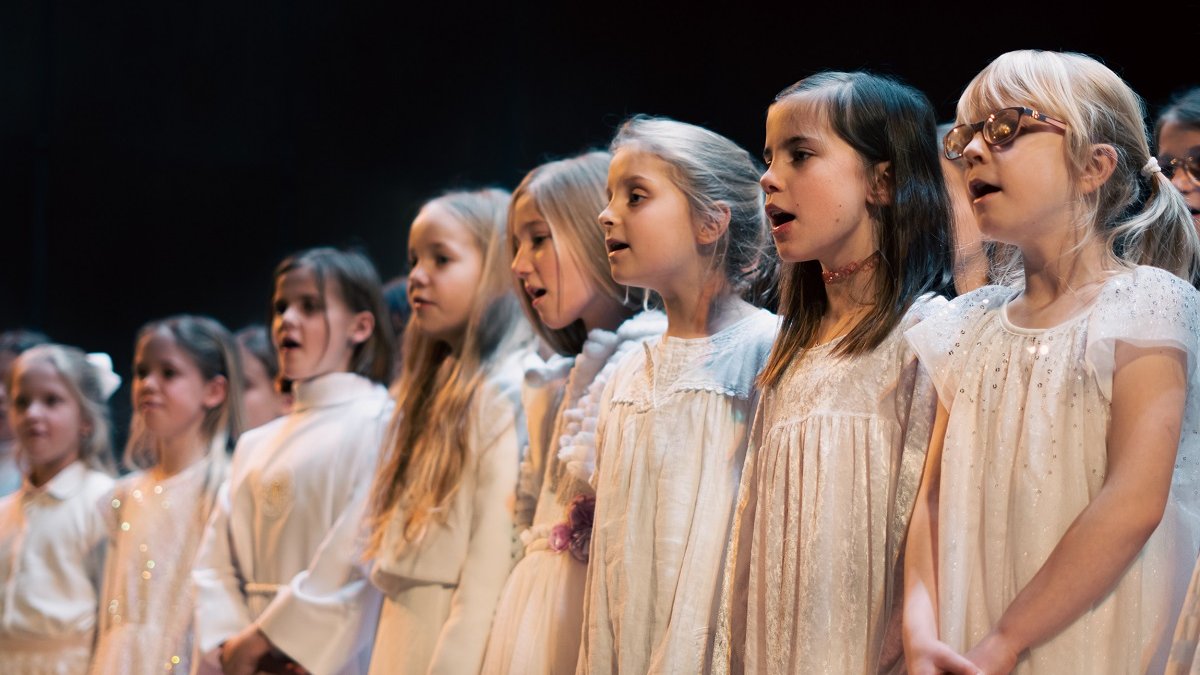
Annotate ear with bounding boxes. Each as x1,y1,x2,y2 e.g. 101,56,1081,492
866,161,893,206
695,201,732,246
348,311,376,346
1078,143,1118,195
202,375,228,410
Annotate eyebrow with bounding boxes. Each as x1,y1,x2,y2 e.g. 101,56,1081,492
764,135,812,156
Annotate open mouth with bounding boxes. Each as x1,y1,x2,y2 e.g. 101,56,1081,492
765,205,796,228
969,179,1000,200
279,337,301,350
606,239,630,254
527,286,548,300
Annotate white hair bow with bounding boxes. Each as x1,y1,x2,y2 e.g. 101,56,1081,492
86,352,122,400
1142,156,1163,177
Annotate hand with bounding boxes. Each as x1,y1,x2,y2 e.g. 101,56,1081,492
964,631,1019,675
906,638,981,675
219,626,272,675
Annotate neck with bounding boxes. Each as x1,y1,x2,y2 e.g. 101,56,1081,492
822,261,877,322
1019,238,1110,304
954,244,991,294
30,456,77,488
659,275,749,339
581,295,634,335
155,429,209,478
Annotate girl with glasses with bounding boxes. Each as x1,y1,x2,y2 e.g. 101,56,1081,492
1154,86,1200,234
904,50,1200,674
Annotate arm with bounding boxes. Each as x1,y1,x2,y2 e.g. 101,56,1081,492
903,402,979,675
425,412,520,675
965,343,1187,674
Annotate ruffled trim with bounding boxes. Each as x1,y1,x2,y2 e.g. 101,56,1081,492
515,347,576,513
557,311,666,484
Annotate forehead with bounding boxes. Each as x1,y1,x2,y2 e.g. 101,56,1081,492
609,148,676,184
765,97,833,141
12,358,69,392
409,202,478,249
511,192,544,227
1158,120,1200,152
136,330,189,362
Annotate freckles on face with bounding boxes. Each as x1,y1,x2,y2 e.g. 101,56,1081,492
602,149,696,292
407,203,485,344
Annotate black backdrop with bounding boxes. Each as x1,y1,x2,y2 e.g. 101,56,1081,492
3,1,1193,443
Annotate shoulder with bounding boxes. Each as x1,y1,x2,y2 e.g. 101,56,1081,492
1098,265,1200,308
80,469,116,496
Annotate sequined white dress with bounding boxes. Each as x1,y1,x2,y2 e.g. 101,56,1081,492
714,295,944,675
90,458,216,675
482,311,666,675
0,462,113,675
578,309,778,675
906,266,1200,674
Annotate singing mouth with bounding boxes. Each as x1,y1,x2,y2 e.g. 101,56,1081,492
765,204,796,228
968,179,1000,201
606,239,629,254
526,286,548,300
278,337,301,351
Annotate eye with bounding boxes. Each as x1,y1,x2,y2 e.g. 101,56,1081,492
13,395,29,410
162,368,177,380
435,254,450,266
134,364,150,379
789,148,812,164
531,234,550,248
628,191,646,206
302,298,319,314
44,394,62,407
273,299,288,315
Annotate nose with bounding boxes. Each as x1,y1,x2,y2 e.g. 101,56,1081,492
759,165,781,194
408,262,429,288
511,244,533,279
962,130,988,166
598,202,616,229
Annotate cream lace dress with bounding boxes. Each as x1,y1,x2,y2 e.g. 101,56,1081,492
578,309,778,675
715,295,944,675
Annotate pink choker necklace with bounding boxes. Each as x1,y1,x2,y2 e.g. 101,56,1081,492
822,251,880,284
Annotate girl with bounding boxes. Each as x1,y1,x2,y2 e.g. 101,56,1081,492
0,344,119,674
192,247,395,675
579,116,778,674
234,324,291,430
90,315,244,675
364,188,531,675
716,71,956,675
903,50,1200,675
1154,86,1200,231
481,151,666,675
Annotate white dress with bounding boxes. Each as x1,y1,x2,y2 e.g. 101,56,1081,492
192,372,391,675
482,311,667,675
905,266,1200,674
579,308,779,675
91,458,218,675
0,461,113,675
715,296,944,675
367,351,526,675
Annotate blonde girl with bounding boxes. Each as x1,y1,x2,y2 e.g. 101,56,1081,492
904,50,1200,675
579,115,778,674
365,188,532,675
0,344,119,674
482,151,665,674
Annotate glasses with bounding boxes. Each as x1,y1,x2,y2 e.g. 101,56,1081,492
943,106,1069,160
1158,147,1200,184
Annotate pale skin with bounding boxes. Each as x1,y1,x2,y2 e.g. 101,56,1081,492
600,149,756,339
220,280,373,675
904,114,1188,675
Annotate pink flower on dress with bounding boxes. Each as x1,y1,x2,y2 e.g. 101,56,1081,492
547,494,595,564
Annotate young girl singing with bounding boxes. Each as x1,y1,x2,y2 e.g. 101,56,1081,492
482,151,665,674
91,315,243,675
716,70,956,675
0,345,119,674
579,116,778,674
904,50,1200,675
364,188,532,675
192,247,395,675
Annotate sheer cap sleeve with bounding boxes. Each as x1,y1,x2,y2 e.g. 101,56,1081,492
1085,265,1200,401
904,286,1013,408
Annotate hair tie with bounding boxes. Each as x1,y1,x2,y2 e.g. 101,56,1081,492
1141,156,1162,178
85,352,122,400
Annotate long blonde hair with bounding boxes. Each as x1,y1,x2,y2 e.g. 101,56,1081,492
366,188,529,550
958,50,1200,286
509,151,641,356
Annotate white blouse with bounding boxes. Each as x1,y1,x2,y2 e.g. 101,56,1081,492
579,309,778,675
0,461,113,675
192,372,391,675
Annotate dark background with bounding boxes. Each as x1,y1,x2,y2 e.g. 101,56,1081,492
3,1,1194,441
